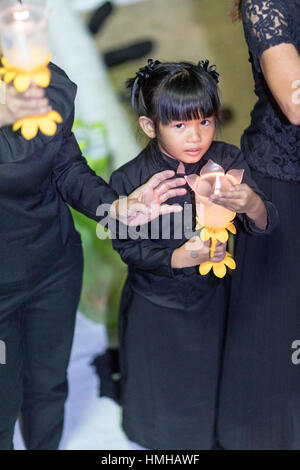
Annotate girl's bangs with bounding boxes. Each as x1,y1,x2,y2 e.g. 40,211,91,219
155,88,217,125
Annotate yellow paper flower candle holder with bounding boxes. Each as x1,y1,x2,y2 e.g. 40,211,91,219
0,3,62,140
185,160,244,278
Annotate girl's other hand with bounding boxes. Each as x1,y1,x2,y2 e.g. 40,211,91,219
209,183,258,213
171,237,226,269
0,84,52,127
209,183,268,230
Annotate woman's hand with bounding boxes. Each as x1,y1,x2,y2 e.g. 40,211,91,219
171,237,227,269
209,184,268,230
0,84,52,127
111,170,187,226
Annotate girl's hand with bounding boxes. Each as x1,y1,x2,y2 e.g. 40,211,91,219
171,237,227,269
209,183,268,230
0,84,52,127
209,183,259,214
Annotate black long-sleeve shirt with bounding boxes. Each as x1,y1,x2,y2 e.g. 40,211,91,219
0,63,118,290
109,140,279,310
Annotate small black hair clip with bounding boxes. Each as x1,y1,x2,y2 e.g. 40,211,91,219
136,59,161,80
198,59,220,84
131,59,161,107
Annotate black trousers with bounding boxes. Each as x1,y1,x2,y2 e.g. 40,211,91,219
0,242,83,450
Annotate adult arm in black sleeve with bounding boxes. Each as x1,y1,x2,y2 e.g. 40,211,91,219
52,107,119,221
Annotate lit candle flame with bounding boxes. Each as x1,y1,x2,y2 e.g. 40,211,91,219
213,174,221,195
13,10,30,22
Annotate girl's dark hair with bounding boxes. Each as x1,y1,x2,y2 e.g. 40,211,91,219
126,59,221,128
231,0,242,21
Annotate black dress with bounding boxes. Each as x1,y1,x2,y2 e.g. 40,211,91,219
218,0,300,450
109,140,278,450
0,64,118,450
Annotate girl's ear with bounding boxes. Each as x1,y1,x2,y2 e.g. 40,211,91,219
139,116,156,139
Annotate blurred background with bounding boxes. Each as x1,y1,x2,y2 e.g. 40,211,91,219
13,0,256,450
95,0,256,146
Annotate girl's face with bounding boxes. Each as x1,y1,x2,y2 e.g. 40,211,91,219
157,117,215,164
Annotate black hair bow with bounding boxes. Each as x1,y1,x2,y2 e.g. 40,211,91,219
198,59,219,83
131,59,161,107
136,59,161,80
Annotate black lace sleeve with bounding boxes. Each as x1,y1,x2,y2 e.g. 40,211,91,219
242,0,293,70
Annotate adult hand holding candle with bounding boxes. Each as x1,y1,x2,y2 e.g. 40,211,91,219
0,2,62,139
0,83,51,127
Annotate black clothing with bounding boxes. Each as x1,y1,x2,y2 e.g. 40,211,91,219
218,0,300,450
110,140,278,311
0,242,83,450
0,63,118,292
219,172,300,450
91,349,121,404
241,0,300,181
109,140,278,449
119,283,226,450
0,64,117,449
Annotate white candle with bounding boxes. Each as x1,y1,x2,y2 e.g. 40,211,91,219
0,4,49,70
13,9,31,68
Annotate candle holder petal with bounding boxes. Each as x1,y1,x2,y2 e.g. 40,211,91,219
213,262,227,278
200,159,225,176
14,72,31,92
39,116,57,136
226,168,244,185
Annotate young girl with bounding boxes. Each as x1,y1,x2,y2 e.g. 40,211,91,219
109,59,278,450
